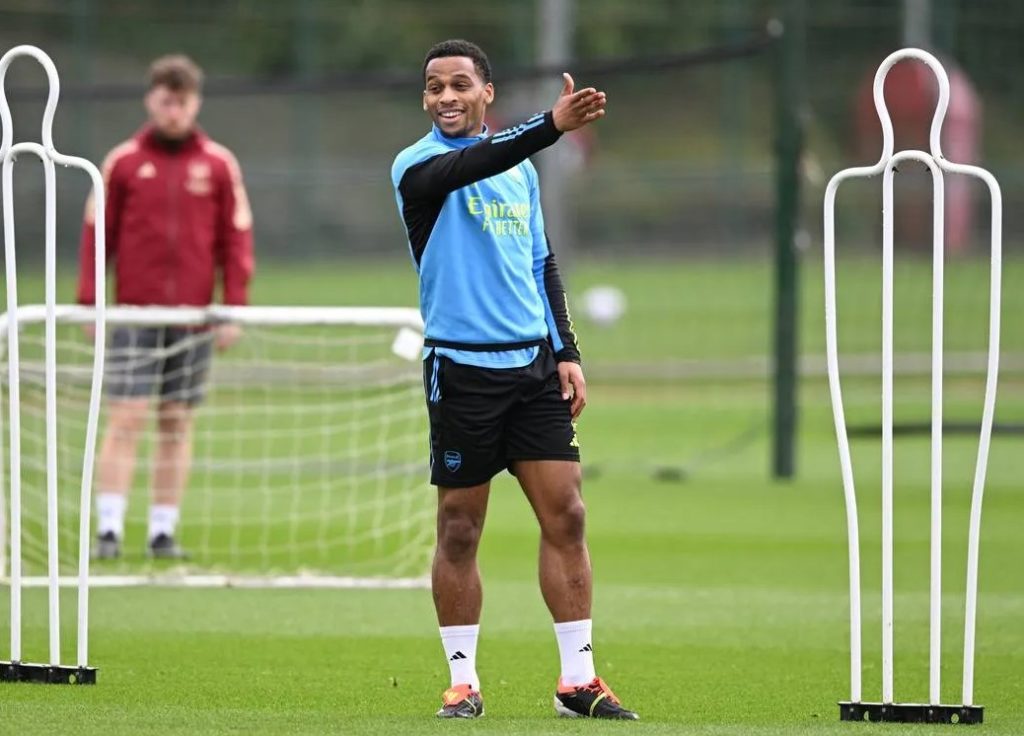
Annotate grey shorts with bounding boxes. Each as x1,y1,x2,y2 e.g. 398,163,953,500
106,327,213,406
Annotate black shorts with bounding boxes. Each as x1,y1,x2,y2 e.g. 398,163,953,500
423,344,580,488
105,327,213,406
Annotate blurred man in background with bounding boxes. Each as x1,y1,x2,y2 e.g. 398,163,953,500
78,54,254,560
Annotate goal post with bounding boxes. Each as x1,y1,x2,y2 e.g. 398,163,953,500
1,304,434,588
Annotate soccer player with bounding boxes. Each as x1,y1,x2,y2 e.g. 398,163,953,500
392,40,637,720
78,55,254,560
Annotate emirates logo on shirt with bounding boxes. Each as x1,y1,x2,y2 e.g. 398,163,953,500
466,196,530,236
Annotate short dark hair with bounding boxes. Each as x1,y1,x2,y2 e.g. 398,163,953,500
422,40,491,84
148,54,203,93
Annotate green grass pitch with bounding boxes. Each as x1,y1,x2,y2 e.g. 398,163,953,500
2,256,1022,733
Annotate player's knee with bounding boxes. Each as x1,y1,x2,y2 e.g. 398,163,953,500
110,420,145,440
546,497,587,548
157,425,189,444
562,499,587,545
437,513,483,562
108,407,147,439
157,406,192,441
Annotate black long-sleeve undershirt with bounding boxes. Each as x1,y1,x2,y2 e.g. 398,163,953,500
541,243,581,364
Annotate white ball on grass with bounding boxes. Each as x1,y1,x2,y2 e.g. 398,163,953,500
580,285,626,326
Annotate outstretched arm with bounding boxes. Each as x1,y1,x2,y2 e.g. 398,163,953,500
398,74,606,202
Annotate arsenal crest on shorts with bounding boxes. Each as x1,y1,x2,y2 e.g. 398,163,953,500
444,451,462,472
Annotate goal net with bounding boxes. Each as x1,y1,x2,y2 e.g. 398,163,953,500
1,305,433,586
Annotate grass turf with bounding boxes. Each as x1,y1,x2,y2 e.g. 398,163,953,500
2,386,1022,734
2,257,1022,733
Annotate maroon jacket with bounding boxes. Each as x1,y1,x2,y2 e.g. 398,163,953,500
77,126,254,306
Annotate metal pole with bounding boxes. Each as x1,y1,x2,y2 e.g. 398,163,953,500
903,0,933,49
536,0,574,270
770,0,805,479
71,0,95,155
291,0,320,257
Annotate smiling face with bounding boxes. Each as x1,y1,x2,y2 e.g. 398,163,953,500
423,56,494,138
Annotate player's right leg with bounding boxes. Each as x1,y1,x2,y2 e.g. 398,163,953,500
423,351,512,718
94,327,161,559
434,483,490,718
94,398,150,559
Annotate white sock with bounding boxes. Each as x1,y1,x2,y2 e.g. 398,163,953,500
148,504,180,541
554,619,596,687
440,624,480,691
96,493,127,537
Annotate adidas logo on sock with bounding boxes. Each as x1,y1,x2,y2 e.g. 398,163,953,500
449,651,468,661
578,643,593,653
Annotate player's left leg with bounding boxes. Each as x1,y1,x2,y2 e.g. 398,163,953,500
146,328,213,558
505,343,637,719
514,460,638,720
514,460,591,623
148,399,194,557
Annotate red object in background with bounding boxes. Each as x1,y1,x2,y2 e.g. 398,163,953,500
854,57,981,253
77,125,254,307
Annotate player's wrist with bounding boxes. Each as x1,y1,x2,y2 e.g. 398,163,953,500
546,109,568,135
